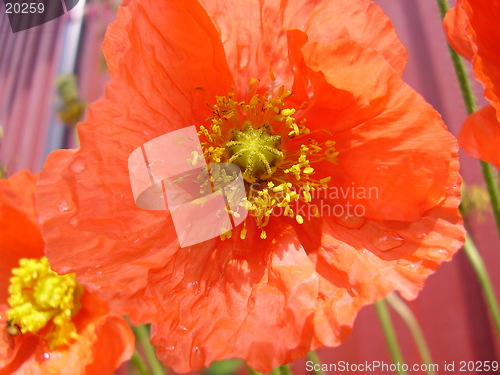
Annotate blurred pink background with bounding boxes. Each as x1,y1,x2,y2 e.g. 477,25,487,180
0,0,498,373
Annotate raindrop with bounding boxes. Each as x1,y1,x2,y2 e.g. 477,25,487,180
373,232,404,251
69,215,78,226
58,202,72,213
347,285,360,297
69,158,86,174
177,326,188,333
185,281,199,290
415,232,428,240
397,259,423,270
238,45,251,70
427,249,448,260
165,346,175,351
42,353,50,360
191,346,205,369
335,213,366,229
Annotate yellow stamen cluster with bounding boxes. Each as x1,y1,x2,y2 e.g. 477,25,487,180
198,80,339,239
7,257,83,349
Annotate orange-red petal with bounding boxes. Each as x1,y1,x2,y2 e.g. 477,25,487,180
458,105,500,169
0,294,134,375
445,0,500,165
0,171,43,306
35,0,464,372
38,0,240,319
0,172,134,374
461,0,500,115
199,0,407,90
292,38,457,221
148,159,463,371
443,1,474,61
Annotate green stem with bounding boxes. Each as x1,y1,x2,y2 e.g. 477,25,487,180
131,350,149,375
247,365,262,375
279,365,292,375
306,352,325,375
437,0,476,114
132,324,167,375
375,300,407,375
385,293,436,375
463,234,500,337
480,161,500,235
437,0,500,236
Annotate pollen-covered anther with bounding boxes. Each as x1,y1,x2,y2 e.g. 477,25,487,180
6,257,83,349
226,123,284,183
198,81,339,238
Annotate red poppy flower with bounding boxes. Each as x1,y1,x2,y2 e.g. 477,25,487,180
0,171,134,375
444,0,500,168
36,0,464,372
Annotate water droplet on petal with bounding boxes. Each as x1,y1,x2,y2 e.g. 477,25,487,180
58,202,73,213
347,285,360,297
69,158,86,174
415,232,428,240
191,346,205,369
335,213,366,229
185,281,199,291
42,353,50,360
373,232,405,251
435,195,447,206
165,346,175,351
238,45,250,70
177,326,188,334
69,215,78,226
428,249,448,260
397,259,423,270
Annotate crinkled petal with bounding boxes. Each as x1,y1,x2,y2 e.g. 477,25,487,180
458,105,500,169
293,39,456,221
443,1,474,61
38,0,238,320
0,274,133,375
148,159,463,372
0,294,134,375
104,0,233,129
295,156,464,346
37,149,180,323
149,221,320,372
0,172,43,305
444,0,500,167
35,0,464,372
464,0,500,115
0,172,134,375
199,0,407,90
